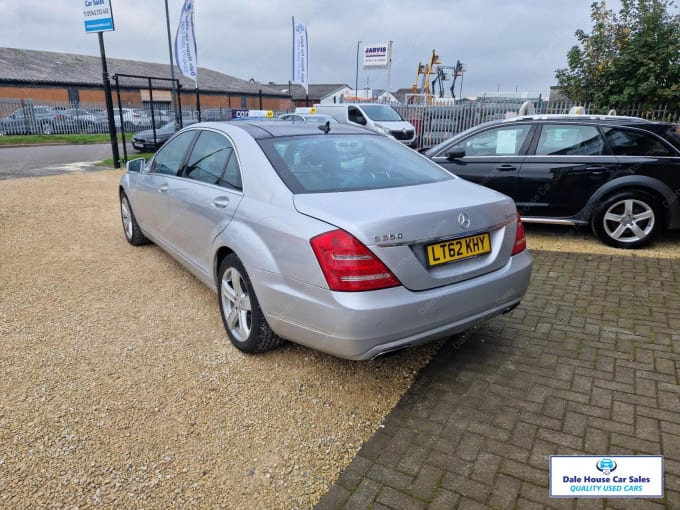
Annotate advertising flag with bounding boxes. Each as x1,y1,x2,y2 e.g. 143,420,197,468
292,17,308,93
175,0,198,81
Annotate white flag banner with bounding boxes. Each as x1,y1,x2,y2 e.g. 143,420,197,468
175,0,198,81
292,16,308,93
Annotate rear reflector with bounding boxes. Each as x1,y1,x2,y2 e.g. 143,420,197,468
310,230,401,292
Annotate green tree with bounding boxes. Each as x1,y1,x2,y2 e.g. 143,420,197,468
555,0,680,108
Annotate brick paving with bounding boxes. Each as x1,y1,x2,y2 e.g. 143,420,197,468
316,250,680,509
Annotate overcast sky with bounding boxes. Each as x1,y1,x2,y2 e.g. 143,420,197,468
1,0,625,98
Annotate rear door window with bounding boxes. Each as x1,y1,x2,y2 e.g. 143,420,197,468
184,130,233,185
535,124,604,156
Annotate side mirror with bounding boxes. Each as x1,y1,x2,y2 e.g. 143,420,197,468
126,158,145,173
445,145,466,161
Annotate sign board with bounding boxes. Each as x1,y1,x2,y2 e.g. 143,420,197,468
363,43,391,69
231,109,249,119
248,110,274,118
550,456,664,498
83,0,115,33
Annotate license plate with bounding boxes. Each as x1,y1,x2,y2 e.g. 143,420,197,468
426,233,491,267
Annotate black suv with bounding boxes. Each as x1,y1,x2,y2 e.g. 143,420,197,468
425,115,680,248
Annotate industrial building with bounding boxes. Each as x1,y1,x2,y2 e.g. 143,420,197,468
0,47,292,113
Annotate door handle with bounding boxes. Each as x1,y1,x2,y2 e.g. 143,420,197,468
496,164,517,172
211,197,230,209
158,183,168,192
585,166,607,175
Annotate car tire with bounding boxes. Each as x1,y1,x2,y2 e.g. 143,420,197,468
120,192,149,246
591,190,662,249
41,122,53,135
123,121,134,132
218,254,284,354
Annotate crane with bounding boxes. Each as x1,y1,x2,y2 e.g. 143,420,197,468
411,50,441,102
431,60,465,99
410,51,464,103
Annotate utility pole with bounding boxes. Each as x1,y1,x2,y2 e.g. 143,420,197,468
355,40,362,99
98,33,120,168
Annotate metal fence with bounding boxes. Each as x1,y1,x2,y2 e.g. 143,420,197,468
393,100,680,149
2,97,679,150
0,98,203,136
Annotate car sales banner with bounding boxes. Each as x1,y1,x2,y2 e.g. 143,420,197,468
550,456,663,498
175,0,198,81
292,17,308,93
82,0,115,33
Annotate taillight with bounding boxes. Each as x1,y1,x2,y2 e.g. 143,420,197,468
512,211,527,255
310,230,401,292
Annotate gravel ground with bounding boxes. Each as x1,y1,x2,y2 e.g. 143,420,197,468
1,169,679,509
0,170,436,509
524,222,680,259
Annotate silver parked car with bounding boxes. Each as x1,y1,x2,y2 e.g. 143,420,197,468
119,121,532,360
278,113,339,124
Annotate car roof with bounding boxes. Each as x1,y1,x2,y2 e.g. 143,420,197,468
499,114,660,127
425,113,680,155
190,120,375,139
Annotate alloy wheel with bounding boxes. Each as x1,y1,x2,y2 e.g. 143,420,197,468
120,196,133,240
602,198,655,244
221,267,252,343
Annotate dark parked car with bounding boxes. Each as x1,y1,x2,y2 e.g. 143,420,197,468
131,120,197,151
425,115,680,248
0,105,68,135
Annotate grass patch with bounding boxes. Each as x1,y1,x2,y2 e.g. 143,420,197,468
98,152,154,168
0,133,112,145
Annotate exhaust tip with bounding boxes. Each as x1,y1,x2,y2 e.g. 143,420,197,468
371,345,410,360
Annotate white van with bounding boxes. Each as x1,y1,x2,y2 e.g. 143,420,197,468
310,103,417,146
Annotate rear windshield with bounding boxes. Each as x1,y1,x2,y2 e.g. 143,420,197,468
258,134,452,193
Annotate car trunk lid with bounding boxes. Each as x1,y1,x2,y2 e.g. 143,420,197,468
294,179,520,291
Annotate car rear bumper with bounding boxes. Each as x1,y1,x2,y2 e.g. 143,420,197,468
250,249,533,360
132,140,159,151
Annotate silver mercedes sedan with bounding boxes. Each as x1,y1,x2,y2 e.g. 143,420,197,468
119,121,532,360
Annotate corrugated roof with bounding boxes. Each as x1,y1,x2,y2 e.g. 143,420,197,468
0,47,288,96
